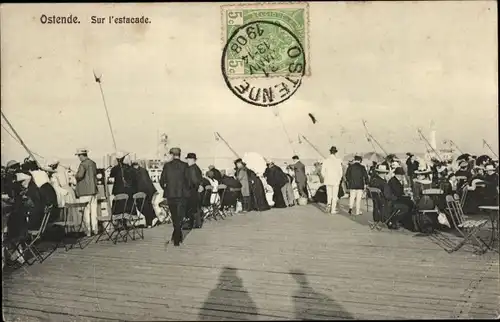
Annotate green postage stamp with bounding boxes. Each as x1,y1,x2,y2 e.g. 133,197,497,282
221,2,310,79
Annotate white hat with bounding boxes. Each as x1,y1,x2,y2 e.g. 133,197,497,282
75,148,88,155
375,164,389,173
485,164,495,171
6,160,20,168
415,167,432,175
48,159,60,166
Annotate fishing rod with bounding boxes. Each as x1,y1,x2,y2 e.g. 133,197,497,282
93,70,117,152
214,132,240,159
300,134,326,159
1,111,42,169
273,108,296,155
361,120,388,156
483,139,498,158
417,128,442,162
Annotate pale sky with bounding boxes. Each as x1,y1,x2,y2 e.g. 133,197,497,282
1,2,498,166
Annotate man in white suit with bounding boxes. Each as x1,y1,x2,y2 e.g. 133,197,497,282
321,146,343,214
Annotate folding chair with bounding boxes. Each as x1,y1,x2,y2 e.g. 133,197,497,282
95,194,130,244
202,185,218,221
444,195,488,254
216,184,227,218
222,187,240,216
124,192,146,241
367,188,401,231
158,199,172,224
52,202,88,251
22,205,53,265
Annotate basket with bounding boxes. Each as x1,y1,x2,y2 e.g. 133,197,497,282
297,197,308,206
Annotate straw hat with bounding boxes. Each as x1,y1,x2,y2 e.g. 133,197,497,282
375,164,389,173
415,167,432,175
48,159,60,166
75,148,88,155
485,164,496,172
6,160,20,168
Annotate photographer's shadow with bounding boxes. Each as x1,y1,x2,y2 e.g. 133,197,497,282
290,269,353,320
199,267,258,320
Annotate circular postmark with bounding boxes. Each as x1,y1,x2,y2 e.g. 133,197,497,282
221,20,306,107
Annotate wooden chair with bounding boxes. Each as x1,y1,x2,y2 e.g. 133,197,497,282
96,194,129,244
124,192,146,241
216,184,227,219
445,195,488,254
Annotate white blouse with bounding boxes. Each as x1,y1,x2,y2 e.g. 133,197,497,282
30,170,50,188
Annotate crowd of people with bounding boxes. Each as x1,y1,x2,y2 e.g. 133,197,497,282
2,144,499,261
338,151,499,231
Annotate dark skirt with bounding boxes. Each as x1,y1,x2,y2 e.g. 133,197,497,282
39,183,59,223
272,186,287,208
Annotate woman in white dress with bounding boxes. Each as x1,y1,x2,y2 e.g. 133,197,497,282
49,160,80,232
206,171,220,205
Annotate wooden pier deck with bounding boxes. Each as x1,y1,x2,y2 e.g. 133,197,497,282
3,201,499,321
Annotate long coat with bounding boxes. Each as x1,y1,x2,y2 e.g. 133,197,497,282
321,155,343,186
159,159,189,199
75,158,98,197
292,161,307,185
134,166,157,196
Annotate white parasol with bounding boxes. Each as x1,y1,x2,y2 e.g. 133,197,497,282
242,152,267,176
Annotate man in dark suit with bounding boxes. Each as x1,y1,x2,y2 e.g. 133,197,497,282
384,167,414,229
345,155,369,215
185,153,203,229
159,147,189,246
291,155,308,199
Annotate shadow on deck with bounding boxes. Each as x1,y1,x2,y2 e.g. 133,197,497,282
2,203,499,321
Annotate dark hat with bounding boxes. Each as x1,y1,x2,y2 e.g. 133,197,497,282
406,152,414,157
329,146,338,154
292,155,299,160
169,147,181,156
234,158,243,164
394,167,405,176
186,153,197,160
354,155,362,162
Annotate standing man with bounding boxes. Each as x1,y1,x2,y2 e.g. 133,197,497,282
321,146,343,214
186,153,203,229
345,155,369,216
291,155,308,200
159,147,189,246
74,148,99,236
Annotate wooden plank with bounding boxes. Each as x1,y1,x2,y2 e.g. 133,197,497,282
3,204,499,320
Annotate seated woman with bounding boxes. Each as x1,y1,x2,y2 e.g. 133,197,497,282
22,160,59,223
412,167,433,205
205,170,220,205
